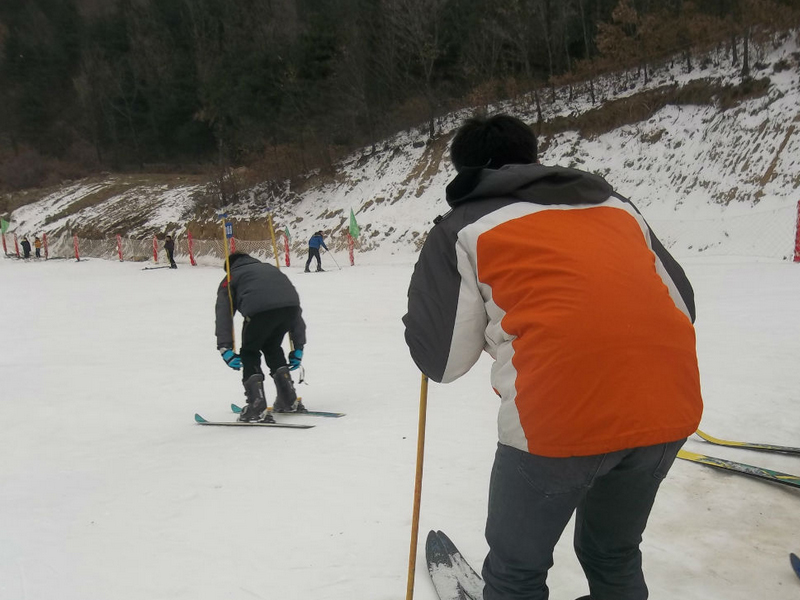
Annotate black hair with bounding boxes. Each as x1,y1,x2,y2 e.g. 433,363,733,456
450,114,537,172
223,251,249,270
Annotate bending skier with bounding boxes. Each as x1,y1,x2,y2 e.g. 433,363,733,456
403,114,703,600
215,252,307,422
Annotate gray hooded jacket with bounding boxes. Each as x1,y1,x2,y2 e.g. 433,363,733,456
214,255,306,349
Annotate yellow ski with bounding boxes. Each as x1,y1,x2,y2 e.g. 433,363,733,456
677,449,800,489
695,429,800,455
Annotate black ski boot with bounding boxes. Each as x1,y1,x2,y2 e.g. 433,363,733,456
238,374,275,423
272,366,299,412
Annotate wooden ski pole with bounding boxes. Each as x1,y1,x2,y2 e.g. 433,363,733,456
406,373,429,600
221,214,236,350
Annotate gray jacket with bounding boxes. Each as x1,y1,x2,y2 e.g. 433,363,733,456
214,255,306,349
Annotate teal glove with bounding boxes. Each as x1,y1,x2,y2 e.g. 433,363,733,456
288,349,303,371
220,348,242,370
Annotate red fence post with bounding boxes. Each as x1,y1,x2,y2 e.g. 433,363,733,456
73,234,80,261
794,200,800,263
348,233,355,266
43,233,49,259
152,235,158,263
116,234,124,261
14,233,20,258
284,233,291,267
187,232,197,266
230,237,236,254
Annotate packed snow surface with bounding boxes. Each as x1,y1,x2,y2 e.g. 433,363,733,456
1,249,799,600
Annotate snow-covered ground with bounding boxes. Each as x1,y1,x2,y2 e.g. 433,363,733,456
1,249,799,600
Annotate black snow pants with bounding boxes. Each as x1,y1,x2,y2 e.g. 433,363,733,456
239,306,300,381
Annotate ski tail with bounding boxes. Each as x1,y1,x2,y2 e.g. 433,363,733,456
695,429,800,455
677,449,800,488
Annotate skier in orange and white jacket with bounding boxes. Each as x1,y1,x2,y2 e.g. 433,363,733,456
403,114,702,600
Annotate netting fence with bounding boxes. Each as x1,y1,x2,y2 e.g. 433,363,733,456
3,201,800,264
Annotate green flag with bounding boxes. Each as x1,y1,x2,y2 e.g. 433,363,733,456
349,209,360,239
284,226,291,241
0,218,8,234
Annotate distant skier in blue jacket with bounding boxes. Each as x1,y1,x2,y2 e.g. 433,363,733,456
305,230,328,272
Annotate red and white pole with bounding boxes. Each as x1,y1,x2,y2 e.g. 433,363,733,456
794,200,800,263
284,233,291,267
188,232,197,266
14,233,20,257
115,234,123,261
348,233,355,266
43,233,49,259
73,234,80,261
230,237,236,254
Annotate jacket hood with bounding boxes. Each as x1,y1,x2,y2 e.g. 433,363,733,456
445,163,614,208
226,253,261,270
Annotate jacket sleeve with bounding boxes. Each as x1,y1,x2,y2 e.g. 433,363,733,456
322,240,329,251
647,228,696,323
215,279,235,348
612,191,696,323
290,308,307,349
403,222,487,383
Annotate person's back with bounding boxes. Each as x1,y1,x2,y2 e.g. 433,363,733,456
224,255,299,316
308,233,327,249
417,165,699,455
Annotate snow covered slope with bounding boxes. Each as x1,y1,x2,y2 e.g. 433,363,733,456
5,32,800,262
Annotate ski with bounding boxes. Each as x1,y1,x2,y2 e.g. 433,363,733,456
435,531,483,599
426,530,483,600
142,265,172,270
230,403,344,418
790,553,800,580
194,413,314,429
677,449,800,489
695,429,800,456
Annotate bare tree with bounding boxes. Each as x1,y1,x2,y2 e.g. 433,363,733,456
383,0,449,138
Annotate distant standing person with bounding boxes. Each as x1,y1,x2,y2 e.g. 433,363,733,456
215,252,307,422
164,235,177,269
33,236,42,258
305,230,328,272
20,236,31,259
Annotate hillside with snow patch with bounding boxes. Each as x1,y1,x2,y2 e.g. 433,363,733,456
4,31,800,261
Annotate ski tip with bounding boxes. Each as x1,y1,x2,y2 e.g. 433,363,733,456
194,413,208,423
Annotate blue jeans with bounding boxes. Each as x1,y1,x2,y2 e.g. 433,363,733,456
482,439,685,600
